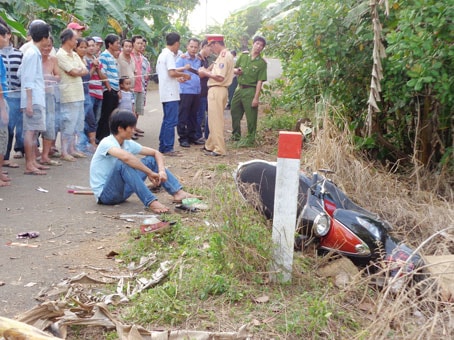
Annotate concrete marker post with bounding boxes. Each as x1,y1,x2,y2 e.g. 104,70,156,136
270,131,302,283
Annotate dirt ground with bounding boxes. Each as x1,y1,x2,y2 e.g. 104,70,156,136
0,86,275,319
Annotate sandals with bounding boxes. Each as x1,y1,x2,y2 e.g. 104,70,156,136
40,159,62,166
61,154,76,162
13,151,24,159
71,152,87,158
3,162,20,168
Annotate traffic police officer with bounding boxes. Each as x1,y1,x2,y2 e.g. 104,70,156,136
198,34,234,156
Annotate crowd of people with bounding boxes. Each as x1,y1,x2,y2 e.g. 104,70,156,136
156,33,267,157
0,18,268,213
0,19,153,185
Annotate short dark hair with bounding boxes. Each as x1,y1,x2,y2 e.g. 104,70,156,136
76,37,87,48
0,18,10,34
166,32,180,46
0,23,8,36
60,28,75,45
30,21,51,43
121,39,132,47
201,39,208,48
105,34,120,49
131,35,143,44
187,38,200,46
253,36,266,47
109,109,137,135
86,37,94,43
119,76,130,86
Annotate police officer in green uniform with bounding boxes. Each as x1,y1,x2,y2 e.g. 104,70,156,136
230,36,267,144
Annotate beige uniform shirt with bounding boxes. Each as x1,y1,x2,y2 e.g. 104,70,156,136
208,49,234,87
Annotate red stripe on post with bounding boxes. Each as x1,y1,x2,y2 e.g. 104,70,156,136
277,131,302,159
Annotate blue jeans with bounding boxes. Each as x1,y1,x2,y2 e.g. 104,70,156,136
5,97,23,160
98,156,182,207
195,96,207,140
91,96,102,124
159,101,179,153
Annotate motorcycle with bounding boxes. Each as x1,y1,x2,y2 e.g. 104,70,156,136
234,159,423,277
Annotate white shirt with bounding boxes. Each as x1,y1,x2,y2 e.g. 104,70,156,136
156,47,179,103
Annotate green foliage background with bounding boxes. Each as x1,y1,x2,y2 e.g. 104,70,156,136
1,0,452,170
257,0,453,171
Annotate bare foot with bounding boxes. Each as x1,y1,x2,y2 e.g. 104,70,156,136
0,179,11,187
1,173,11,181
24,167,47,175
172,190,203,203
148,200,170,214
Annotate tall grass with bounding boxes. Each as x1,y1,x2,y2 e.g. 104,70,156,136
120,105,453,338
298,108,454,339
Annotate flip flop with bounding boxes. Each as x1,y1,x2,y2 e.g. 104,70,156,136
40,160,62,166
61,155,76,162
50,152,62,158
172,195,203,204
24,170,46,175
0,174,11,181
140,221,171,234
71,152,87,158
175,204,200,213
13,151,24,159
3,162,20,168
163,151,182,157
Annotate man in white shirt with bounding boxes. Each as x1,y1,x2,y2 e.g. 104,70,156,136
156,32,190,155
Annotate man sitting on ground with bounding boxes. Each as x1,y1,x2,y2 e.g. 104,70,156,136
90,109,199,213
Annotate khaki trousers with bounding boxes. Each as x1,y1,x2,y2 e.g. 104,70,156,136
205,86,228,155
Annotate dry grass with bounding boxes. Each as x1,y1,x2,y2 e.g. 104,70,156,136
299,113,454,339
117,107,452,338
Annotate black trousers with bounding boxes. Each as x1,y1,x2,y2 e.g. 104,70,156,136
177,93,200,143
96,89,119,142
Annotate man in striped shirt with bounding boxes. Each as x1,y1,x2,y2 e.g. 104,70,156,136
96,34,120,142
0,24,23,165
86,37,105,125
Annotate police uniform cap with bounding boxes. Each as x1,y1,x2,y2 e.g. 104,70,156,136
206,34,224,45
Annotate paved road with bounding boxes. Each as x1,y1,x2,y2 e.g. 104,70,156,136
0,88,164,317
0,59,282,318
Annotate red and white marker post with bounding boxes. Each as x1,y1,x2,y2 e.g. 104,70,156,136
270,131,302,283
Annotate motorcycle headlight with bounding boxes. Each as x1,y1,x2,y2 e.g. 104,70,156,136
313,213,330,237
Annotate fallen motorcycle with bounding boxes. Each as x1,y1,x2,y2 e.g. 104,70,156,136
234,159,423,277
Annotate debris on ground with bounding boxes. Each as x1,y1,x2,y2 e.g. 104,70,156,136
9,255,249,340
316,257,359,288
6,242,39,248
0,316,61,339
16,231,40,239
423,255,454,302
174,198,208,213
